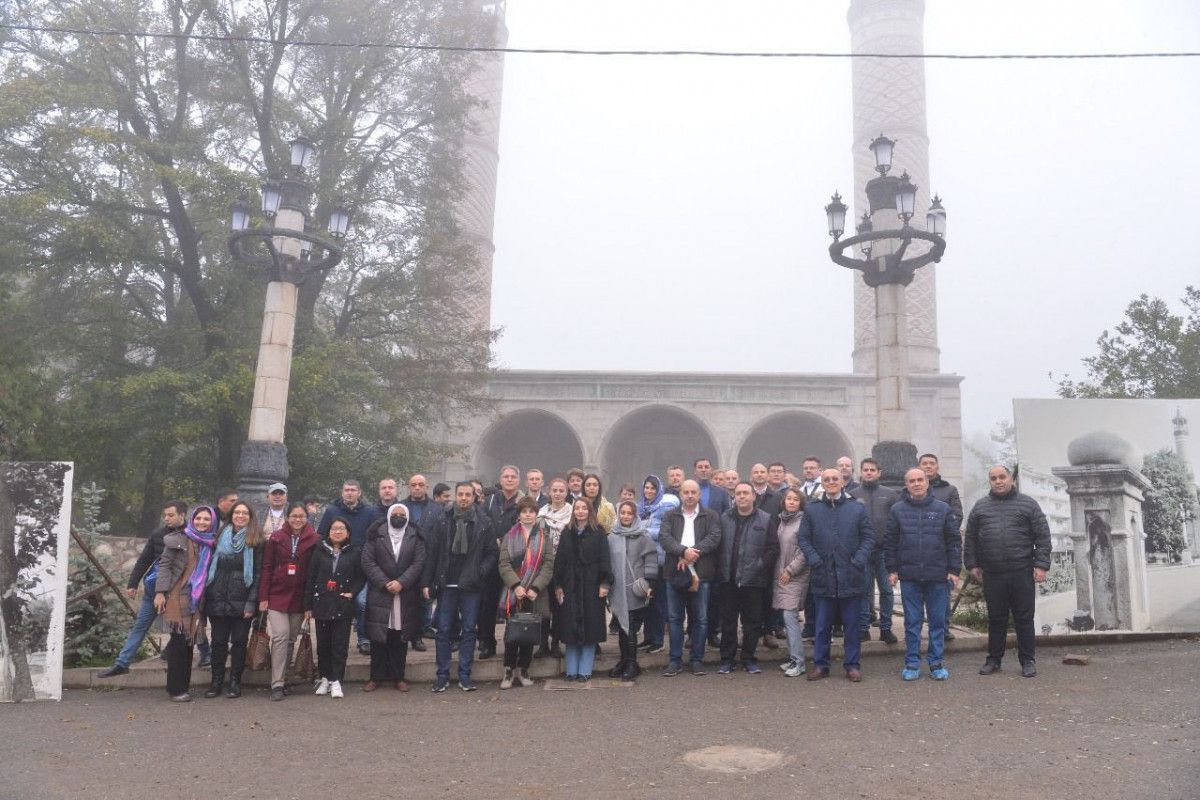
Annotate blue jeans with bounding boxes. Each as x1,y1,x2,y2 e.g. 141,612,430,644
435,587,480,681
667,579,712,665
115,591,158,668
644,576,667,646
859,552,895,632
355,586,368,646
901,579,949,669
813,595,864,670
564,643,596,678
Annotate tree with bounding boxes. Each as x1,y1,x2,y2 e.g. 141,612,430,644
1058,287,1200,399
0,1,496,530
64,484,131,667
0,461,71,701
1141,449,1190,560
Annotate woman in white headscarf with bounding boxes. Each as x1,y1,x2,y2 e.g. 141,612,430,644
361,504,426,692
535,477,573,658
607,500,658,682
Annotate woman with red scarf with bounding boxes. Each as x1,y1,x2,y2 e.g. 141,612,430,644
497,497,556,689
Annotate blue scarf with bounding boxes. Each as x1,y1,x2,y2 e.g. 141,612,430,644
636,474,667,520
207,524,255,587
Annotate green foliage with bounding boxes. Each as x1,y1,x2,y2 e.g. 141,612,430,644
64,484,135,667
1058,287,1200,399
0,1,496,529
1036,557,1076,596
1141,449,1191,560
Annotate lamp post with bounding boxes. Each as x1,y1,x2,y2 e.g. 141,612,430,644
228,137,350,511
826,133,946,483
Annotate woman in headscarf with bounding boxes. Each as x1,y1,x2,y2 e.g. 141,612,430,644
771,487,811,677
304,518,364,699
259,502,320,701
361,503,426,692
581,473,616,533
497,496,556,689
552,498,613,682
535,477,572,658
636,474,679,654
154,505,217,701
607,500,658,682
204,501,262,699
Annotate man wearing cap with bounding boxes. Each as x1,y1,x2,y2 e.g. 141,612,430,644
263,483,290,536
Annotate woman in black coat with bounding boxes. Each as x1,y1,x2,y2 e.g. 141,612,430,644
552,498,613,682
203,501,262,699
303,518,365,699
360,504,426,692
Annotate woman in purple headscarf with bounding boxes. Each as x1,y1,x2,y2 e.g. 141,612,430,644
153,505,217,701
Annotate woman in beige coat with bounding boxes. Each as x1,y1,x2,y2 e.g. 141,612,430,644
770,487,811,677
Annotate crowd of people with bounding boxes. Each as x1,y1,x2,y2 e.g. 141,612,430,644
99,453,1052,701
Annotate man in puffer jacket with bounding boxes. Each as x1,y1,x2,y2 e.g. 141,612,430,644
885,469,962,682
964,465,1052,678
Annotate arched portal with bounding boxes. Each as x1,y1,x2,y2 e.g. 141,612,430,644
600,405,719,489
736,411,854,478
475,409,585,483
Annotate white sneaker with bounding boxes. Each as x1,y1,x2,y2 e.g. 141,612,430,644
784,661,806,678
314,678,330,696
778,659,793,672
330,681,344,699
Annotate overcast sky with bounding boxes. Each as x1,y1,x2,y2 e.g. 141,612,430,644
487,1,1200,437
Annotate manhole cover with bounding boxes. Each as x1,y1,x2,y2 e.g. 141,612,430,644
682,745,785,774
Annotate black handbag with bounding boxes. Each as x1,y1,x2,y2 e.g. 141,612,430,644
504,610,542,647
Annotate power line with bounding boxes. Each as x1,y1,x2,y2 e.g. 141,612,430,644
2,21,1198,60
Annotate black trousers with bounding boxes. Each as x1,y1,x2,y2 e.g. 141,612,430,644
165,632,193,696
316,618,352,682
209,615,252,680
706,582,721,640
983,568,1037,665
719,584,765,663
369,629,409,682
503,641,534,669
617,607,646,664
477,573,502,649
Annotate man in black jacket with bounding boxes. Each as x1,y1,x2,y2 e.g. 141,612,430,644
98,501,187,678
659,480,723,676
424,483,498,692
716,484,779,674
919,453,965,641
964,465,1052,677
479,465,523,660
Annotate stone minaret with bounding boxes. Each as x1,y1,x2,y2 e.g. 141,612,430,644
1174,408,1200,555
454,1,507,334
847,0,940,374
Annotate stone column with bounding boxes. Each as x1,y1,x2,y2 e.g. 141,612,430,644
1172,409,1199,558
1053,431,1152,631
848,0,940,375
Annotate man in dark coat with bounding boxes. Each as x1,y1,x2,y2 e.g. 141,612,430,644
919,453,964,641
965,465,1052,678
401,473,437,646
317,479,378,654
424,482,498,692
99,501,187,678
695,457,731,650
798,469,875,682
854,458,900,645
885,468,962,681
658,480,723,676
480,465,523,660
716,483,779,674
361,505,426,692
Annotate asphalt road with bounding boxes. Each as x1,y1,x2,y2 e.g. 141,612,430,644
2,640,1197,800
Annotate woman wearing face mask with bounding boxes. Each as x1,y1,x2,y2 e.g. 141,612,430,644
553,498,613,682
259,502,320,701
204,501,263,699
536,478,572,658
361,504,426,692
304,518,365,699
607,500,658,682
154,505,218,701
581,474,616,533
497,497,556,689
636,475,679,654
771,487,811,677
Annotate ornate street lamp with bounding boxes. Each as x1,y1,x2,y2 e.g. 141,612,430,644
227,136,348,509
825,134,947,483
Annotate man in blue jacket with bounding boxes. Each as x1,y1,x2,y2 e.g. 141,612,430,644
885,468,962,681
798,469,875,682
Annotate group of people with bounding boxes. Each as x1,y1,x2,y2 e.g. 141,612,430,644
100,452,1052,701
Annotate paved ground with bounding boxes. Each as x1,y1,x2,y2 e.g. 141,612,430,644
3,639,1198,800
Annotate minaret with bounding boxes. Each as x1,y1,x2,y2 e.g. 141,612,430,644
1173,408,1192,468
1173,408,1200,554
454,1,507,334
847,0,940,374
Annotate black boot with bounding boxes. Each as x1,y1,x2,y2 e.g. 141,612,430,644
204,668,225,699
621,660,641,682
607,659,628,678
224,674,242,698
